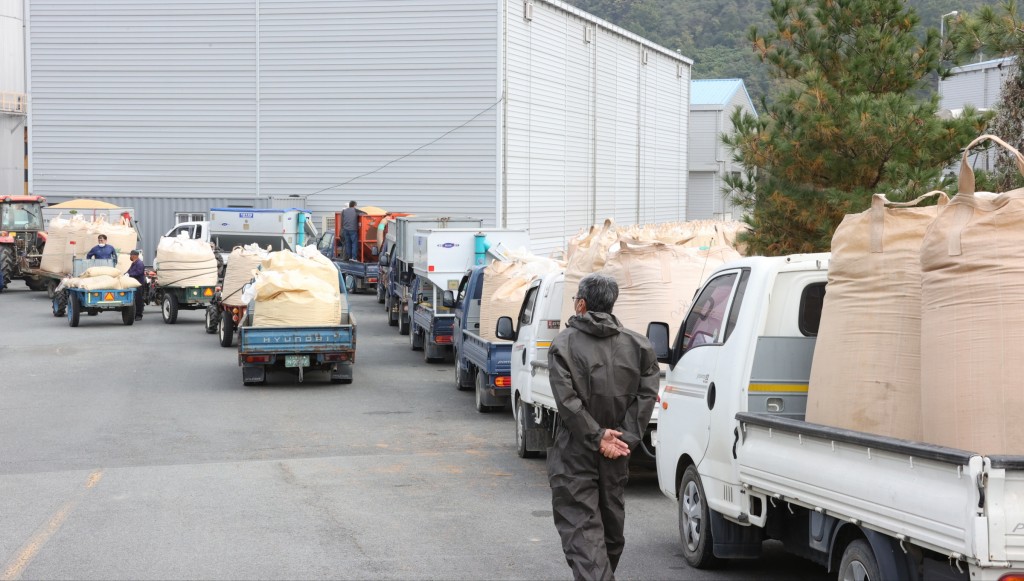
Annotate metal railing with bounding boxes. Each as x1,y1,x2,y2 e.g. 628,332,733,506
0,92,27,115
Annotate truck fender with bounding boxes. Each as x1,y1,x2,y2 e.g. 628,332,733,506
828,523,916,579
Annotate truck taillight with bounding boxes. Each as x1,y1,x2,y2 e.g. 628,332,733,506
999,575,1024,581
435,335,452,345
323,353,350,362
495,376,511,387
245,355,272,363
367,278,377,283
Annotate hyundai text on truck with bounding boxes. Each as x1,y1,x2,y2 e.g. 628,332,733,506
649,253,1024,581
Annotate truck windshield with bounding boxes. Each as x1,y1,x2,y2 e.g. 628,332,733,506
1,204,44,231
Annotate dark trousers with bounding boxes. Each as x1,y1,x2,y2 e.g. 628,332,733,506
134,283,146,317
343,230,359,260
548,436,629,581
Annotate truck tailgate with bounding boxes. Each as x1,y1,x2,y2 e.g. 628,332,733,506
239,326,354,354
736,412,982,561
988,456,1024,564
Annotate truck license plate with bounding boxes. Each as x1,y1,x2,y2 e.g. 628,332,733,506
285,355,309,368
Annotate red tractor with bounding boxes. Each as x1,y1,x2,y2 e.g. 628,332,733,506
0,195,48,291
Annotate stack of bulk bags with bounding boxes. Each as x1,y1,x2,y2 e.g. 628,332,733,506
560,220,619,324
221,244,269,306
920,134,1024,454
40,216,137,275
479,253,563,341
248,246,345,327
154,235,218,287
63,265,141,291
806,192,947,440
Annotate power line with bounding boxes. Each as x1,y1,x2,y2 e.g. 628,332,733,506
305,97,504,198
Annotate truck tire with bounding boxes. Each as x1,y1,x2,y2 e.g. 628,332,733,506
516,399,541,458
838,540,880,581
162,293,179,324
344,274,356,293
376,282,385,304
386,296,398,327
475,371,501,413
67,292,81,328
52,291,67,317
398,311,410,336
26,276,48,292
219,310,235,348
205,306,218,334
679,465,719,569
0,246,14,287
454,350,473,390
122,304,136,325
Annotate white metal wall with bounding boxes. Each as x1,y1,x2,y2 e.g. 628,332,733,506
28,0,259,198
505,0,690,253
1,0,26,195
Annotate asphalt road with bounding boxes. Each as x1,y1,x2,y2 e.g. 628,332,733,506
0,284,829,580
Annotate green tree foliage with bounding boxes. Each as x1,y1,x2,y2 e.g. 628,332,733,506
722,0,988,255
567,0,992,102
949,1,1024,191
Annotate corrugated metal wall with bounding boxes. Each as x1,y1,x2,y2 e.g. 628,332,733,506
505,0,690,253
686,172,714,219
0,0,26,195
939,59,1018,172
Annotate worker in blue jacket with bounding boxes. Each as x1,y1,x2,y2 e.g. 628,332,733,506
86,234,117,265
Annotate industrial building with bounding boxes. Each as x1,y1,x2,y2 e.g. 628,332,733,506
938,56,1018,173
1,0,27,195
687,78,755,221
24,0,693,256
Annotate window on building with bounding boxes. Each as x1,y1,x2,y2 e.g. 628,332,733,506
175,212,205,224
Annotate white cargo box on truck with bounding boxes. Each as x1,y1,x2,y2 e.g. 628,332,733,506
208,208,317,252
412,228,530,291
393,216,482,264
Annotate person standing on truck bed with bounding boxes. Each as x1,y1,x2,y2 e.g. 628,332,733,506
547,273,659,581
86,234,117,264
340,201,365,261
126,250,146,320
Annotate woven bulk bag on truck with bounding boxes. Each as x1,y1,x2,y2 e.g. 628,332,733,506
920,134,1024,454
250,246,345,327
155,236,219,287
221,245,269,306
479,255,563,340
560,220,618,324
806,192,947,440
599,238,739,342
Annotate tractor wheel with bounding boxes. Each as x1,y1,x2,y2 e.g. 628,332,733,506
46,279,58,299
0,246,14,287
122,304,136,326
26,276,48,292
67,292,81,327
219,310,235,348
205,306,219,335
52,290,67,317
162,293,179,324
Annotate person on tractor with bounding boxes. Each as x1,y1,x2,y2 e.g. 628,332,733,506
86,234,117,264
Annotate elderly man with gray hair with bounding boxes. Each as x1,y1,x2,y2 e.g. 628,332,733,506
547,273,659,580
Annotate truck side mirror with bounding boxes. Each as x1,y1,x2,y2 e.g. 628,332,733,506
496,316,516,341
646,322,670,364
442,290,456,308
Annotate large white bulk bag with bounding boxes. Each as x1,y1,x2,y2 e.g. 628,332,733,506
561,220,619,324
806,192,947,440
920,134,1024,454
250,246,344,327
479,254,563,340
222,245,269,307
155,235,218,287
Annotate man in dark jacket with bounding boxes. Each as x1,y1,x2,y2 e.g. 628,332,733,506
547,273,659,581
126,250,146,320
340,201,366,261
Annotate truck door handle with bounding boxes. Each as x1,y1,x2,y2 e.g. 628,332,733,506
707,382,716,410
522,350,526,364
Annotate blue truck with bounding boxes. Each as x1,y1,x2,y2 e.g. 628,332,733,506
237,270,356,386
445,265,516,413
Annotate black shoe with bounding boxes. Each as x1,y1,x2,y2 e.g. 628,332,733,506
135,316,142,321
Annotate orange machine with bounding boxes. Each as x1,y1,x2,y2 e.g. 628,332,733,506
333,207,411,262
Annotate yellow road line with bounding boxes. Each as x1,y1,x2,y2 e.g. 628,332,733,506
748,383,809,393
1,469,103,581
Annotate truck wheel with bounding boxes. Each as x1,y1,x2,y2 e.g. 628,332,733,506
67,292,81,328
376,282,385,304
122,304,136,326
410,327,424,352
838,540,880,581
679,465,719,569
516,399,540,458
162,293,179,324
205,306,218,334
454,350,473,391
475,371,501,413
219,310,235,348
398,312,410,336
52,291,67,317
26,276,48,292
386,296,398,327
344,274,356,293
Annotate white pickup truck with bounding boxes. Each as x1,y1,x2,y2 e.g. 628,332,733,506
497,270,660,465
650,253,1024,581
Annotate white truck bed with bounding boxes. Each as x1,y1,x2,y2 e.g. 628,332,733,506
735,412,1024,572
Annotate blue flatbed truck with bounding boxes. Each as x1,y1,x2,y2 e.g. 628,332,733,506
334,259,379,294
237,272,356,386
445,265,515,413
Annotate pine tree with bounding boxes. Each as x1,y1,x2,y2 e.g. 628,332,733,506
724,0,989,255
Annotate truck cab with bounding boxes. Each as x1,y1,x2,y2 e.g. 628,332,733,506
502,270,659,464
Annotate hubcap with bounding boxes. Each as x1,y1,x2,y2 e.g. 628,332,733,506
516,402,525,446
843,561,870,581
681,480,703,552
